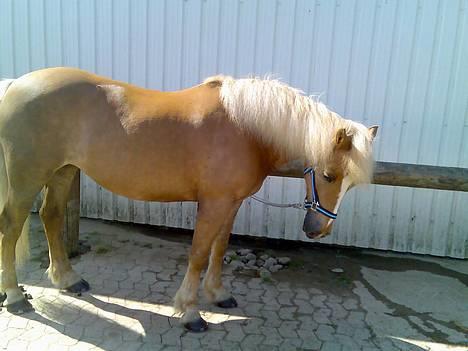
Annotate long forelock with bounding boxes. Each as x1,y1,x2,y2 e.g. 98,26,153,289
215,76,374,183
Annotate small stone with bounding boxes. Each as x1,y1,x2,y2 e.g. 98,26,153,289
231,261,244,270
278,257,291,265
226,250,236,257
246,260,256,268
245,253,257,261
331,268,344,273
259,269,271,279
269,264,283,273
237,249,252,256
260,254,269,260
264,257,277,268
256,259,265,267
224,256,232,264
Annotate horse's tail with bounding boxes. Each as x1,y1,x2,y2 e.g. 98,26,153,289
0,79,31,268
0,79,15,104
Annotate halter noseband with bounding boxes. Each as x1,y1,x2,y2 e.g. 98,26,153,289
303,167,338,220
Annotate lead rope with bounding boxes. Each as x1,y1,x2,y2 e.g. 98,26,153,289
249,194,306,210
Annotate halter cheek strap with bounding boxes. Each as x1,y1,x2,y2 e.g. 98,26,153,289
303,167,338,220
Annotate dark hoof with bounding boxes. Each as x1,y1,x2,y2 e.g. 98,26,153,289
6,298,34,314
0,292,6,306
216,296,238,308
184,317,209,332
65,279,90,293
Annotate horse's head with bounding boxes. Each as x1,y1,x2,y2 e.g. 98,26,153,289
303,125,378,239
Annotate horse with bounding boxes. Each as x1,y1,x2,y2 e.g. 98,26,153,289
0,67,377,332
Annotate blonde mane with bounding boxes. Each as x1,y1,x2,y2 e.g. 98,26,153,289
213,76,375,184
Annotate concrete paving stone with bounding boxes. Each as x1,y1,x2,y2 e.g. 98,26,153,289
245,289,264,303
277,321,299,339
312,309,332,325
7,315,29,328
278,337,303,350
302,341,323,351
277,291,295,306
241,317,264,334
156,271,175,282
242,302,263,316
261,296,281,310
259,326,283,346
295,299,315,314
335,333,361,350
327,294,343,304
315,324,335,341
259,309,282,328
114,341,144,351
258,345,279,351
310,295,327,308
218,340,242,351
335,320,355,336
278,306,298,320
180,335,202,349
247,278,263,290
240,334,265,348
150,281,172,293
327,302,349,319
199,330,227,346
162,346,180,351
18,325,49,342
347,311,366,325
232,281,249,295
160,327,184,346
321,341,343,351
223,322,246,342
6,339,30,351
118,279,136,290
353,325,371,341
297,315,319,331
343,297,359,311
64,325,85,340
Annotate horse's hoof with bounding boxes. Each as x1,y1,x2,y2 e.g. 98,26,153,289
183,317,209,332
0,292,6,306
216,296,238,308
65,279,90,293
6,298,34,314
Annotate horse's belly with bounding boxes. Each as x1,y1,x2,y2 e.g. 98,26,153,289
81,161,197,202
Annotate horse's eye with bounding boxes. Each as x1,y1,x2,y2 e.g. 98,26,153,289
323,173,335,183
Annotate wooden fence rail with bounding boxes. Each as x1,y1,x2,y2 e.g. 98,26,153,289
63,161,468,254
274,161,468,192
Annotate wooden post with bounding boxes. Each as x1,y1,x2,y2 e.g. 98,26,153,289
63,172,80,257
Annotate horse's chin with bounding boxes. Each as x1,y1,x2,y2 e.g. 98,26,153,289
305,231,329,240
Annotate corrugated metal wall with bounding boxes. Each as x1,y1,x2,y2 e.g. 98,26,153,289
1,0,467,258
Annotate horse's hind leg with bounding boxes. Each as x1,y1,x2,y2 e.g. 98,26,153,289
40,165,89,293
174,198,242,332
0,192,38,313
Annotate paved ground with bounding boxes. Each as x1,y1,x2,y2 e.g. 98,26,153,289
1,215,467,351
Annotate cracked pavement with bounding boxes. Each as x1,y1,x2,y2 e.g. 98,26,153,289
1,215,467,351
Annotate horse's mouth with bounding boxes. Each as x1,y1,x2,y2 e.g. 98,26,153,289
306,231,328,240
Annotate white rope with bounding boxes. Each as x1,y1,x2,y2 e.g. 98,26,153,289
249,194,305,210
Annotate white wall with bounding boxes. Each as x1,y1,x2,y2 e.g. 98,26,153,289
1,0,467,257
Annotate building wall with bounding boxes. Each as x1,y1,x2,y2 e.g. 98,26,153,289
1,0,467,257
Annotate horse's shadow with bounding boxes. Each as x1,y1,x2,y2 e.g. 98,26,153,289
14,288,243,350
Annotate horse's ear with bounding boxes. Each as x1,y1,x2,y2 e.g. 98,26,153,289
368,125,379,141
334,128,352,151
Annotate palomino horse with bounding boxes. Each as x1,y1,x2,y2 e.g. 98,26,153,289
0,68,377,331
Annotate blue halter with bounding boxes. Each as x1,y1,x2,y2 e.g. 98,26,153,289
303,167,338,220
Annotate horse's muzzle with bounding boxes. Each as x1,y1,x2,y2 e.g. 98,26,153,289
303,211,331,239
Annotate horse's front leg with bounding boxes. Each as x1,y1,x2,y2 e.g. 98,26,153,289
202,203,241,308
174,198,241,332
